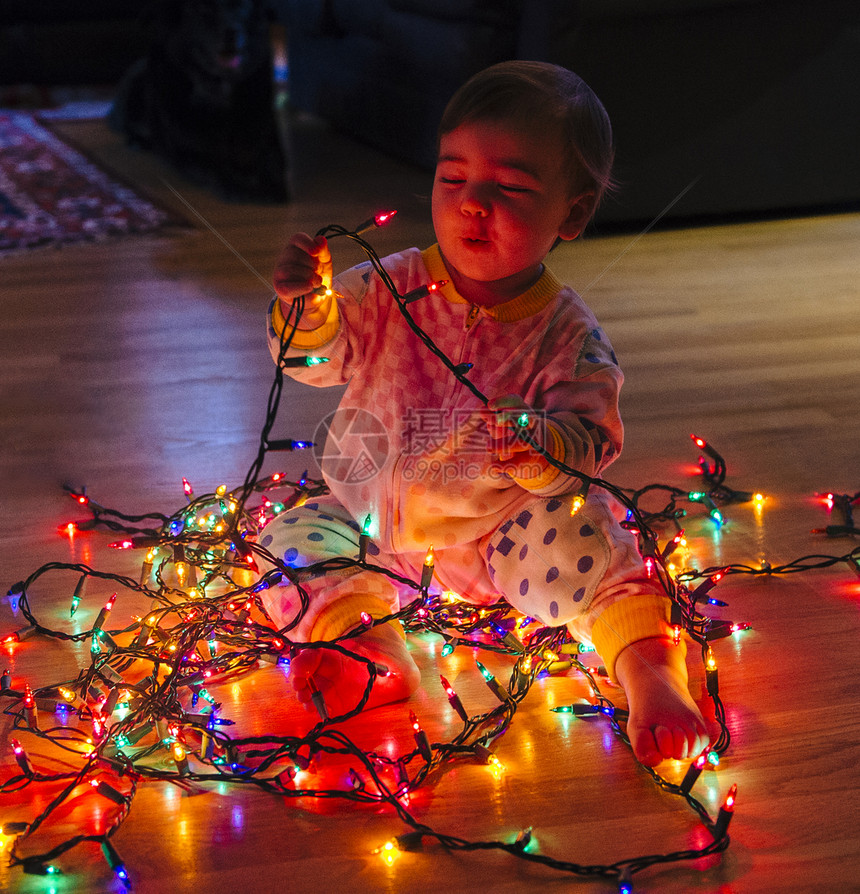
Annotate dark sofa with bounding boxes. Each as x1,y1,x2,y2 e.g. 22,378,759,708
0,2,146,87
274,0,860,226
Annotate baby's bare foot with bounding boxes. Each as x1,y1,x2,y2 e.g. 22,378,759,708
290,622,420,717
615,636,710,767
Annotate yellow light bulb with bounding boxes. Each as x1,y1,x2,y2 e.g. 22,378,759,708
377,839,400,866
488,754,506,780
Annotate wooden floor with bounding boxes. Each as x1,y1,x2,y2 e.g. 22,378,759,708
1,111,859,894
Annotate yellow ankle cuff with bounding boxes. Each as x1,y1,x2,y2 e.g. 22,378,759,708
589,594,674,681
309,594,403,642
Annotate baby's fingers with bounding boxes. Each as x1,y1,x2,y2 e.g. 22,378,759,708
273,234,331,299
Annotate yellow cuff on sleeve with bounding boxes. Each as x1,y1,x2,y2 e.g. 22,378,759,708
309,594,403,642
513,420,565,490
270,293,340,351
589,593,674,681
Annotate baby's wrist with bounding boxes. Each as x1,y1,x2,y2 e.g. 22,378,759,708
290,294,332,330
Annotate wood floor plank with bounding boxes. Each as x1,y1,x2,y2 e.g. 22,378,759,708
1,113,858,893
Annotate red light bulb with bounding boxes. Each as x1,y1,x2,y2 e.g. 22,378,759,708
373,209,397,227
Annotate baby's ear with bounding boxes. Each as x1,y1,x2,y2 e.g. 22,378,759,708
558,191,596,241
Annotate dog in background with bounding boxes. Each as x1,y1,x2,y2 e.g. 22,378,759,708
110,0,288,202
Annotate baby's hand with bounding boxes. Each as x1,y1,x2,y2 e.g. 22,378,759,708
484,395,550,480
273,233,333,330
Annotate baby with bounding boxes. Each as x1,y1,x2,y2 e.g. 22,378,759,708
261,60,708,767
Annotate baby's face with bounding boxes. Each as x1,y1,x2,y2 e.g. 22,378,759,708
432,119,587,304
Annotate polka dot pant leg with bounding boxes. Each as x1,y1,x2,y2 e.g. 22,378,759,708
257,497,372,568
255,497,398,639
485,493,624,626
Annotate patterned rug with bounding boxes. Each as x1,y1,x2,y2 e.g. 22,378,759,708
0,111,188,256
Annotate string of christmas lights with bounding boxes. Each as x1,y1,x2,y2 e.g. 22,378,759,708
2,215,857,890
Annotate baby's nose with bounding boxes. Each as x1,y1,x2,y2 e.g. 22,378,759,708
460,184,492,216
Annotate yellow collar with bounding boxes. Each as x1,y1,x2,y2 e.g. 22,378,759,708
421,244,562,322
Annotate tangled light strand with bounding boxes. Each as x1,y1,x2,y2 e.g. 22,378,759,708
3,216,857,890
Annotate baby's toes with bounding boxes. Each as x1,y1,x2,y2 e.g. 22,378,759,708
290,647,324,682
652,725,683,761
689,723,710,761
629,724,664,767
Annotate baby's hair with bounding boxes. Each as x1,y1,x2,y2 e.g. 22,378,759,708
438,60,615,214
